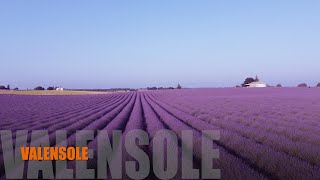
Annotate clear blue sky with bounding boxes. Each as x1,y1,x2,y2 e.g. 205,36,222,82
0,1,319,89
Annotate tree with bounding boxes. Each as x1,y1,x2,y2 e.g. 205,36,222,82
242,77,255,87
177,84,182,89
0,85,6,90
34,86,45,90
317,83,320,87
254,75,259,82
14,87,19,90
276,84,282,87
7,85,10,90
297,83,308,88
147,87,157,90
47,86,55,90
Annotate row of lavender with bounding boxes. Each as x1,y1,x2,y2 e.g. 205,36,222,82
0,88,319,179
153,88,320,179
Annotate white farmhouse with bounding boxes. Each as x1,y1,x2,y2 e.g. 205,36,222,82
246,81,267,88
245,76,267,88
56,87,64,91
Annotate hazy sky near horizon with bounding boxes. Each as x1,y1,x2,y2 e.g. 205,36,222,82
0,1,319,89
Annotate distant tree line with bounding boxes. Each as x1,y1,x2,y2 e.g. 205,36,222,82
0,85,9,90
297,83,308,88
1,84,58,91
240,77,320,88
297,83,320,88
34,86,59,90
147,84,182,90
68,88,137,92
34,86,45,90
147,87,174,90
0,85,18,90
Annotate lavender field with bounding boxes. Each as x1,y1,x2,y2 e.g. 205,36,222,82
0,88,320,179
